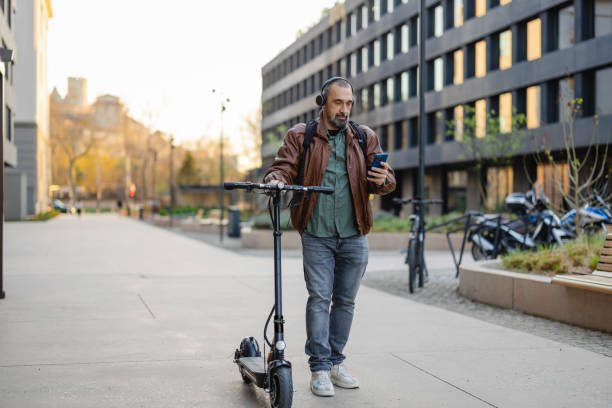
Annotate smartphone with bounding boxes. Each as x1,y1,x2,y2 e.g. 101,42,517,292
370,153,388,169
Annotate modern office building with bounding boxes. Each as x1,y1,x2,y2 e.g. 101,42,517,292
2,0,22,219
14,0,53,215
260,0,612,214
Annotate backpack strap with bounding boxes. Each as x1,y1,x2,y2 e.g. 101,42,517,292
296,120,318,186
349,120,368,160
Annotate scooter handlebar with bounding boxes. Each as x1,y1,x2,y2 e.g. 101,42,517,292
223,181,334,194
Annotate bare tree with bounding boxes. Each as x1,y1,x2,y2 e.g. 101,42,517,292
531,98,610,236
447,105,527,207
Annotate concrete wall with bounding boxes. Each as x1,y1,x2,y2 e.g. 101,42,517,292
14,0,52,214
5,169,27,219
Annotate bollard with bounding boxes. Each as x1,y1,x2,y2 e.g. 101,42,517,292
228,206,241,238
139,207,144,220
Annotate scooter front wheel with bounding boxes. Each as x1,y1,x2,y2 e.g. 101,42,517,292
269,366,293,408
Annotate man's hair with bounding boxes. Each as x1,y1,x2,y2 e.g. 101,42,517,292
322,78,353,99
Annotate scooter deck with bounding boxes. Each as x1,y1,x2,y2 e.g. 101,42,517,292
237,356,266,387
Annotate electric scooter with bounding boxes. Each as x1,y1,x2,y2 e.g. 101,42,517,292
223,181,334,408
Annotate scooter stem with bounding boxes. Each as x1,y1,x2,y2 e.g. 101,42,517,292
272,192,284,343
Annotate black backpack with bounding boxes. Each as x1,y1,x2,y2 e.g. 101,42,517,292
290,119,367,207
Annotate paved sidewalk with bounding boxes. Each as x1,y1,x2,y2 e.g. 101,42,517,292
1,215,611,407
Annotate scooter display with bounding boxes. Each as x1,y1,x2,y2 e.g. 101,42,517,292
224,181,334,408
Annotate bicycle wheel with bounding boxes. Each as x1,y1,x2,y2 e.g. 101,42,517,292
269,366,293,408
407,239,418,293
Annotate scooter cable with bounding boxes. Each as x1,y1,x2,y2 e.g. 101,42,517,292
264,304,275,348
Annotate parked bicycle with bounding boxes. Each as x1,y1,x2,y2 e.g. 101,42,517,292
393,198,444,293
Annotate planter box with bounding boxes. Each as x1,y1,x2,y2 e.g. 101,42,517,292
459,261,612,333
241,230,470,251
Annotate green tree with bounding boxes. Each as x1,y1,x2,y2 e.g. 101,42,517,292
446,105,527,207
177,151,201,185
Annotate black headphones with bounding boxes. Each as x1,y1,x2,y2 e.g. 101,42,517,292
315,76,354,106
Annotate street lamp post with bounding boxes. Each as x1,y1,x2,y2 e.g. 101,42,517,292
169,136,175,228
212,89,230,244
416,0,427,288
0,47,14,300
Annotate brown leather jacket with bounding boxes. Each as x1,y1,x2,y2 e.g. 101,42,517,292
263,113,396,235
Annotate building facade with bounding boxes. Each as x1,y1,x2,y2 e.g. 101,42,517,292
14,0,53,215
261,0,612,214
2,0,22,219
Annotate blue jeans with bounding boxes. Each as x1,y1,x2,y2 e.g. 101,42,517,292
301,232,369,372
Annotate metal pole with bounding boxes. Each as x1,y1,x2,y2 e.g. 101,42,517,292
0,61,4,299
416,0,427,283
219,104,224,243
169,136,174,227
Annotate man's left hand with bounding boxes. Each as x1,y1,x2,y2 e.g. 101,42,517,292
367,162,389,187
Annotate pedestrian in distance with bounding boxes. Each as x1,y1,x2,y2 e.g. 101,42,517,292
264,77,396,397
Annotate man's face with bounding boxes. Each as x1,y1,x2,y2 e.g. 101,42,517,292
323,83,353,129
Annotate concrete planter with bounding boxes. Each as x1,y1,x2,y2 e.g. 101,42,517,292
459,261,612,333
241,229,470,251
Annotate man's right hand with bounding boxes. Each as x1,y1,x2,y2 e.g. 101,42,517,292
267,179,282,185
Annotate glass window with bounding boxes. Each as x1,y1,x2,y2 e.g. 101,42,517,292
476,0,486,17
434,57,444,91
401,71,409,100
374,83,381,108
350,12,357,36
361,88,369,112
434,5,444,37
595,0,612,37
558,5,575,49
454,0,464,27
475,99,486,138
475,40,487,78
374,0,381,21
401,24,409,53
559,77,574,123
435,111,444,144
374,39,381,66
386,77,395,104
499,92,512,133
447,170,467,213
388,0,394,14
393,121,403,151
454,49,464,85
596,66,612,115
500,0,512,5
387,32,394,60
499,30,512,70
527,85,541,129
527,18,541,61
362,4,369,29
362,46,369,73
454,105,464,141
350,52,357,77
486,167,513,211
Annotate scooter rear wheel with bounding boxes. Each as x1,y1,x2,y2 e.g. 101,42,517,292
269,366,293,408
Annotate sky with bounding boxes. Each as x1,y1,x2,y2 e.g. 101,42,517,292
48,0,339,155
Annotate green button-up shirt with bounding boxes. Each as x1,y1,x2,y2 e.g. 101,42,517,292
305,127,359,238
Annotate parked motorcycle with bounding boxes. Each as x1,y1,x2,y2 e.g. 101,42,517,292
470,190,574,261
560,190,611,235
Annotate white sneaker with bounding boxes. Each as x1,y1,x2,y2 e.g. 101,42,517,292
310,370,335,397
330,364,360,389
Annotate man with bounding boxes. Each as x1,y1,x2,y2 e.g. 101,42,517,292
264,77,396,397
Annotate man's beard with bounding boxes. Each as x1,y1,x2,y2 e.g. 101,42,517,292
327,111,349,128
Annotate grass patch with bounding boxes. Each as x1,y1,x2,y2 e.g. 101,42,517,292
7,210,61,222
501,234,604,275
372,211,464,233
84,208,112,214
